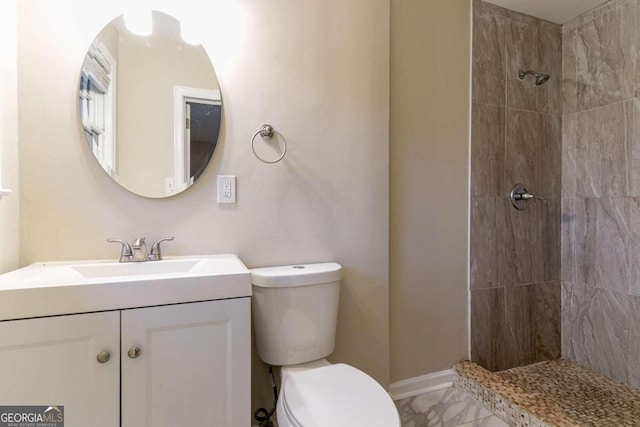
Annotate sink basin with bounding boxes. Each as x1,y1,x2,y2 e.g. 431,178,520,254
0,255,251,321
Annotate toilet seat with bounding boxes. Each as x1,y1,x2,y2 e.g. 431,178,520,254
278,363,400,427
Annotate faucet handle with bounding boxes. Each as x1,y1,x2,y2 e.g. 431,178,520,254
149,237,174,261
107,238,133,262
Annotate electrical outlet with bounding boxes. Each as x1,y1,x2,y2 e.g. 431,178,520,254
217,175,236,203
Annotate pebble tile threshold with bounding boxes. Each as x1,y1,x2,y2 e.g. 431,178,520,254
454,359,640,426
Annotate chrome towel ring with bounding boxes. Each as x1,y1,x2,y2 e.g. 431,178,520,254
251,124,287,164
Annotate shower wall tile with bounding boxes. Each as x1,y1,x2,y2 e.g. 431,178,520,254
573,198,597,287
567,285,630,383
594,197,629,293
534,281,561,362
470,197,499,290
506,20,539,111
561,0,640,391
561,198,576,282
562,28,578,114
539,114,561,198
504,284,535,367
628,295,640,388
561,281,574,360
504,199,544,285
562,113,577,198
471,287,506,372
629,96,640,197
537,22,562,115
575,108,603,198
471,104,505,197
505,109,540,193
471,1,561,373
602,101,632,197
575,4,636,111
472,6,506,106
627,197,640,295
540,199,561,282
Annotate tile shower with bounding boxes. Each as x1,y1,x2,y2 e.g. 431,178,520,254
470,0,562,372
472,0,640,391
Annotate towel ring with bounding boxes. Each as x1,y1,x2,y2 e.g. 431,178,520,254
251,124,287,164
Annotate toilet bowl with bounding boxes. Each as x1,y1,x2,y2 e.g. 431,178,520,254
250,263,400,427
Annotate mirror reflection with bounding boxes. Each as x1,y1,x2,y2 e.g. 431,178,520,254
79,11,221,198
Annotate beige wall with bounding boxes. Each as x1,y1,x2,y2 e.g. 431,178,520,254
390,0,471,382
0,0,19,274
17,0,389,411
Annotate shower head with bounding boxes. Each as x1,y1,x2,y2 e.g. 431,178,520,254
518,69,550,86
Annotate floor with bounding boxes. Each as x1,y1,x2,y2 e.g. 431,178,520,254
395,386,507,427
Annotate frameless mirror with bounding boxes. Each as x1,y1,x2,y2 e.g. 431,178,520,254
79,11,221,198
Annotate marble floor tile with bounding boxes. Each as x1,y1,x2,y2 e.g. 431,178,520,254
395,387,497,427
457,416,509,427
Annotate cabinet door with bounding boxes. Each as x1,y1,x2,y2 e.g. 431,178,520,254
0,311,120,427
121,298,250,427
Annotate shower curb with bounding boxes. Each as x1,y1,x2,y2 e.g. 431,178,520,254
453,361,570,427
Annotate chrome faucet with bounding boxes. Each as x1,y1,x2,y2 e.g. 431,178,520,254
149,237,174,261
107,237,174,262
131,237,149,262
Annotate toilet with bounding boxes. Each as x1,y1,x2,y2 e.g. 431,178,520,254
250,263,400,427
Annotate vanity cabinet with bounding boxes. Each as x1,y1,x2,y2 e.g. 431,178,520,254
0,311,120,427
0,298,250,427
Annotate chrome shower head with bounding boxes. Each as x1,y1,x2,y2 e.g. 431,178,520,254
518,69,550,86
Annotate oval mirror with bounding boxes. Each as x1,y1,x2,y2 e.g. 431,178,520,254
78,11,221,198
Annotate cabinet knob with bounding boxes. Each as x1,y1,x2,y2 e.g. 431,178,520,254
128,347,141,359
96,351,111,364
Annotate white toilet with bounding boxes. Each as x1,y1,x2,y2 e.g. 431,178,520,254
251,263,400,427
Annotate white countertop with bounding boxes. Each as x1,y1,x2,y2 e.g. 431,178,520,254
0,254,252,321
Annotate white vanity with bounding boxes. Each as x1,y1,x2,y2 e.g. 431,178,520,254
0,255,251,427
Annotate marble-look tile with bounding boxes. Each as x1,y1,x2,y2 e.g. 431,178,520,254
471,104,505,197
594,197,629,293
561,198,576,282
629,97,640,197
567,285,630,383
471,287,506,372
506,19,538,111
539,114,561,198
602,101,632,197
505,109,540,194
540,198,560,282
562,28,578,114
536,22,562,115
457,416,509,427
628,295,640,388
503,197,543,285
534,281,561,361
561,113,577,198
504,284,535,368
472,7,506,106
576,4,636,110
627,197,640,295
573,198,597,287
395,387,494,427
561,281,574,360
575,108,603,198
470,197,499,289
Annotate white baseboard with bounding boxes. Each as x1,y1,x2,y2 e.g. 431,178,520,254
389,369,455,401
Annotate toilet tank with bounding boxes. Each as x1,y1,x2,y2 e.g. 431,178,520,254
250,263,342,366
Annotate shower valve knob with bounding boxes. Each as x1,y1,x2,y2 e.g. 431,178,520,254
509,183,544,210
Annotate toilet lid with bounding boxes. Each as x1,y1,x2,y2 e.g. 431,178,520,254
281,363,400,427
